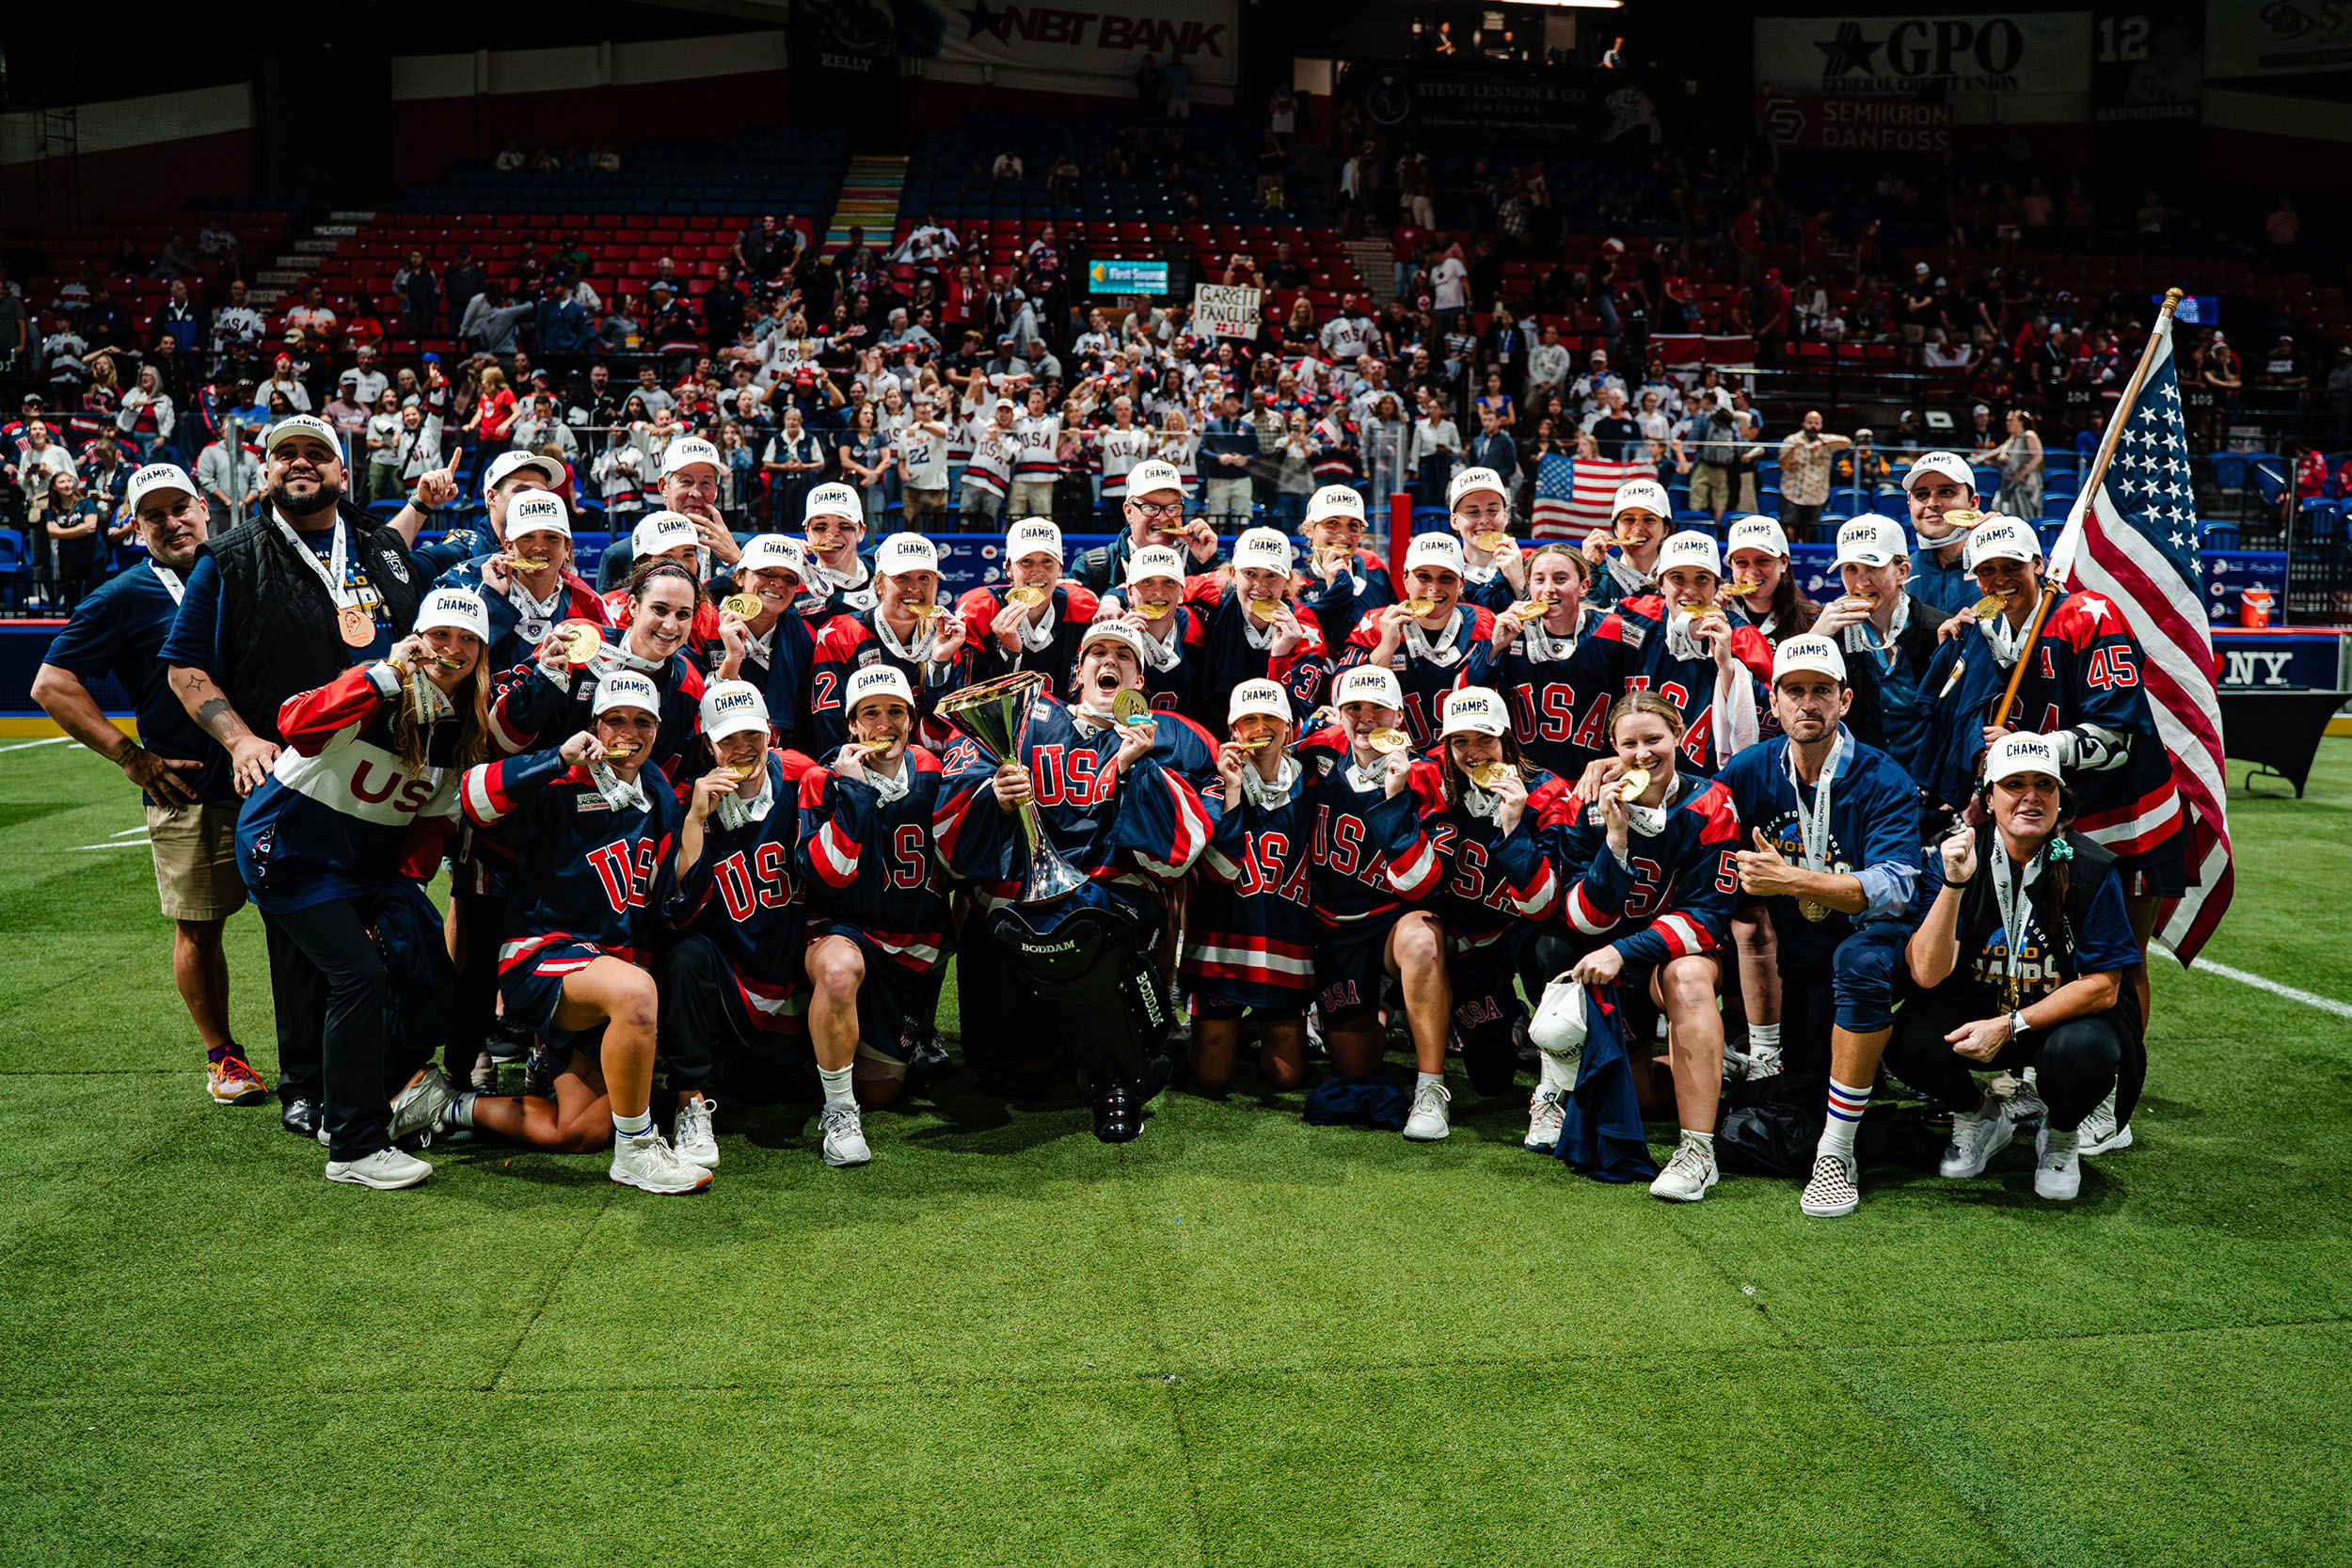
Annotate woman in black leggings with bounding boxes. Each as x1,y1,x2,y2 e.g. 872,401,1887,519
1886,732,2146,1203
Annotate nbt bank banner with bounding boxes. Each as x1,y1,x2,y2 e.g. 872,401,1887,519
898,0,1238,92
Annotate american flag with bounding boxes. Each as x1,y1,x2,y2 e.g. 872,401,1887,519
1531,452,1654,539
2049,306,2233,963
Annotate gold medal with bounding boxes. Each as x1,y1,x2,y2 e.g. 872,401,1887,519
1606,533,1642,549
1006,583,1048,609
722,762,758,781
1469,759,1510,789
602,741,639,761
1507,599,1548,619
1136,600,1172,620
1615,766,1651,803
858,737,897,754
338,604,373,648
1943,508,1983,530
1472,530,1512,552
1247,594,1282,620
1400,596,1438,617
1112,689,1152,725
432,655,465,670
1724,579,1763,597
1367,727,1410,754
562,623,602,665
908,602,946,621
1229,736,1273,752
1798,898,1830,923
723,593,762,619
1974,592,2009,621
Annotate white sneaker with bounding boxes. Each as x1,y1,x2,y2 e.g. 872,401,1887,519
2077,1086,2133,1155
326,1147,432,1189
1744,1043,1784,1082
1402,1079,1452,1141
1649,1132,1719,1202
609,1132,712,1195
675,1096,720,1169
1800,1150,1861,1217
1523,1085,1565,1151
2035,1127,2082,1200
2000,1076,2049,1135
389,1069,455,1147
820,1101,872,1166
1939,1102,2017,1179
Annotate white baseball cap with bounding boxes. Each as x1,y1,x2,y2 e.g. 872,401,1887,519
506,490,572,540
699,679,771,743
1903,451,1977,493
1654,531,1723,579
738,533,807,579
660,436,723,478
1125,459,1184,500
1613,478,1671,519
414,586,490,643
845,663,916,716
1402,531,1467,578
1126,545,1185,585
1772,634,1847,686
592,670,661,717
1439,686,1510,737
803,482,863,524
262,414,342,464
1985,731,2064,785
1724,515,1788,558
1228,679,1292,725
1833,515,1904,570
124,462,198,514
483,450,565,495
876,532,940,577
1446,466,1509,511
1232,527,1294,574
1079,618,1149,664
1333,666,1405,710
632,511,701,562
1306,484,1365,525
1007,516,1063,563
1964,515,2040,570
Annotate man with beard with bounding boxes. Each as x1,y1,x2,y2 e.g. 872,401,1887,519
162,414,425,1140
35,464,263,1109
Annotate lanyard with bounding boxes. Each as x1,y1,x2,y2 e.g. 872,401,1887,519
151,563,186,605
1991,847,2042,999
270,510,355,609
1785,731,1847,873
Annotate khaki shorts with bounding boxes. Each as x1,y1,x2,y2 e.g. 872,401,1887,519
1688,464,1730,515
148,799,248,922
904,486,946,522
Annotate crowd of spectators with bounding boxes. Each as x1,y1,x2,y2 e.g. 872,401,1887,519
4,108,2348,611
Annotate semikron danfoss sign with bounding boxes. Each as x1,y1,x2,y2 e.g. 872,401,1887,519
1754,11,2093,98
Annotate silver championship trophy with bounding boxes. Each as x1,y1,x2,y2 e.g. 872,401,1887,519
938,671,1089,903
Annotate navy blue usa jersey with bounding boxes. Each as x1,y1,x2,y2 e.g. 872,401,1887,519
795,750,952,979
461,744,685,971
674,749,823,1036
1294,726,1447,930
1717,731,1923,960
1586,594,1772,778
1181,578,1331,726
1556,774,1743,968
1459,609,1620,785
1184,765,1317,1012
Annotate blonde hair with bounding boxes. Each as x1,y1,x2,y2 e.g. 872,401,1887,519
479,366,508,395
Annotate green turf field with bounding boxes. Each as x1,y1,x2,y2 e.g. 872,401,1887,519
5,735,2349,1567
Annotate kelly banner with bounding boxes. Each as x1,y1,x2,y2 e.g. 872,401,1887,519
1754,12,2092,98
1761,95,1953,151
2204,0,2352,78
1344,68,1683,144
896,0,1239,93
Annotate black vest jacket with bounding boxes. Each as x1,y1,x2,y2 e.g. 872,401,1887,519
199,500,422,743
1944,824,2138,1034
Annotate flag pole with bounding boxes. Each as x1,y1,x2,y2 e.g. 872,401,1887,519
1992,287,2184,731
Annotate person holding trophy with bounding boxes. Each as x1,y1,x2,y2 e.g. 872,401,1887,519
932,621,1216,1142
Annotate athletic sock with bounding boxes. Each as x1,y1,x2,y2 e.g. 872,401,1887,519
1535,1047,1576,1095
1678,1128,1714,1148
1820,1077,1870,1160
818,1065,856,1107
1416,1069,1446,1094
612,1108,654,1142
445,1093,478,1130
1747,1022,1780,1052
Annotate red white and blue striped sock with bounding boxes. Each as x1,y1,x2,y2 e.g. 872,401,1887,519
1820,1077,1871,1160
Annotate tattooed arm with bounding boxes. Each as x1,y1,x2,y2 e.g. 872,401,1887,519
168,666,279,797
